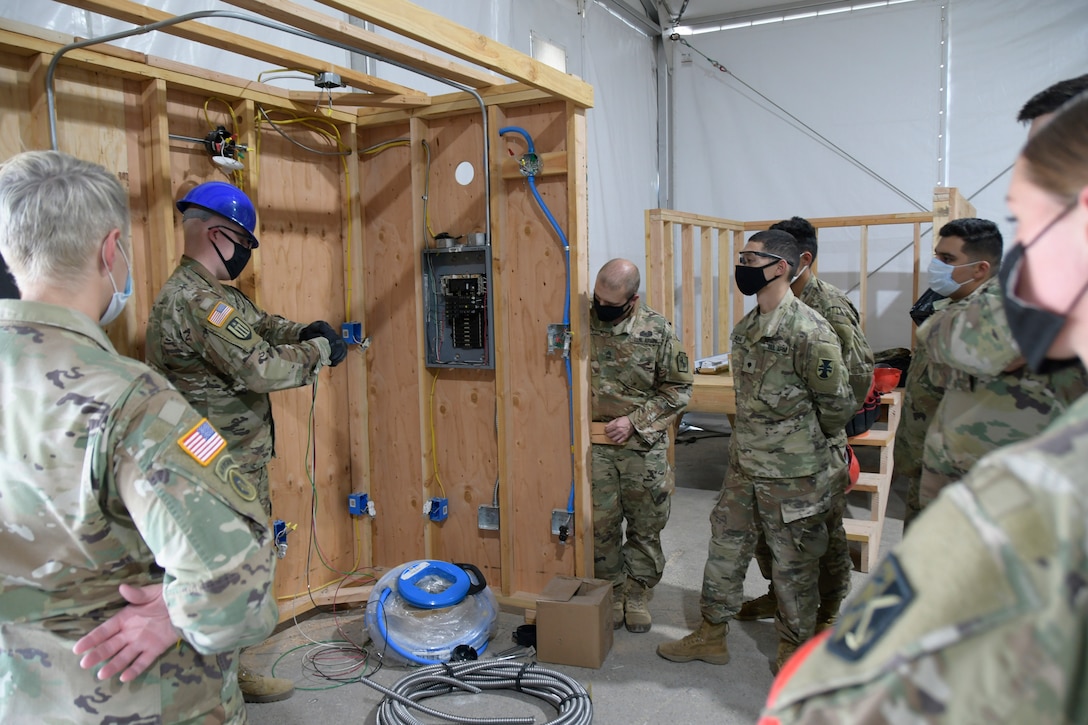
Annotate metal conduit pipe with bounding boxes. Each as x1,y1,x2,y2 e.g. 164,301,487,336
45,9,492,241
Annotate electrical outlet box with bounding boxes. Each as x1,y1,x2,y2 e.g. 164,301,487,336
427,497,449,522
342,321,363,344
348,492,368,516
551,509,573,538
314,71,343,89
477,505,500,530
273,519,290,559
546,323,570,356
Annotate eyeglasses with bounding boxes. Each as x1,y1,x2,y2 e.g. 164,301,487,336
737,251,785,266
210,225,255,250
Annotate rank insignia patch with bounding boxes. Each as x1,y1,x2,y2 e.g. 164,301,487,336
827,552,914,661
207,301,233,327
178,419,226,466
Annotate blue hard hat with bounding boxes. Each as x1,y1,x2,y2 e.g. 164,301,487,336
176,181,260,248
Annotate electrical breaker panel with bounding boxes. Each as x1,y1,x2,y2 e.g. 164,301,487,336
422,246,495,369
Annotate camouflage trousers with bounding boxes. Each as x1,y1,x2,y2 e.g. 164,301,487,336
753,445,851,608
591,443,673,597
251,465,272,517
702,467,830,646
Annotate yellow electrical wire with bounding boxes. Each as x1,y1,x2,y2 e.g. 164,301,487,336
428,370,447,499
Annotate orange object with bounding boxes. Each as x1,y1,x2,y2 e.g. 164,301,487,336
845,444,860,493
872,365,901,394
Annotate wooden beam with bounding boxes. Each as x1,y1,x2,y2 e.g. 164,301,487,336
57,0,426,99
224,0,498,90
499,150,567,180
0,24,362,123
314,0,594,109
357,83,552,126
286,90,428,108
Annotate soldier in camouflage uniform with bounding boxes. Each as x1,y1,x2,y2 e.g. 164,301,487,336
591,258,692,634
739,216,874,631
761,90,1088,724
894,218,1002,529
657,230,854,672
917,273,1088,513
145,181,347,703
0,151,277,723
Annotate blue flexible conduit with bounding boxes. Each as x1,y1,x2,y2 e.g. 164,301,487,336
498,126,576,519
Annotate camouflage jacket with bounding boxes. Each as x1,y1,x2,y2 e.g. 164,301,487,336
919,277,1088,479
0,300,277,723
798,274,874,417
146,256,330,471
761,393,1088,724
591,302,693,451
893,296,957,481
730,290,854,478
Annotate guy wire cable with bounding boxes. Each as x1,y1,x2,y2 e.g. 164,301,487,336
671,34,927,213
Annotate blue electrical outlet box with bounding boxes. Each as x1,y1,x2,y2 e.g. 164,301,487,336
348,492,368,516
342,321,363,344
428,497,449,522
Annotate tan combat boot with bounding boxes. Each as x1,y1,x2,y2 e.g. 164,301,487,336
815,600,841,633
238,668,295,704
624,578,652,633
612,580,626,629
736,588,777,621
656,620,730,664
774,640,799,674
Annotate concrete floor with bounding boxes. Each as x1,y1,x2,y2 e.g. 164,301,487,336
245,414,905,724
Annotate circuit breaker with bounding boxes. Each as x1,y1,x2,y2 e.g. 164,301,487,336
422,245,495,369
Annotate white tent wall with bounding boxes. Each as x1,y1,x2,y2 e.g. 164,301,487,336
5,0,1085,351
670,0,1088,352
2,0,658,297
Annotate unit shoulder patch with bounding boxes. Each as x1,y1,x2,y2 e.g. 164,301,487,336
827,552,914,661
214,455,257,502
225,316,252,340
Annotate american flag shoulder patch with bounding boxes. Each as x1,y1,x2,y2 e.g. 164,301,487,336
207,301,234,327
178,419,227,466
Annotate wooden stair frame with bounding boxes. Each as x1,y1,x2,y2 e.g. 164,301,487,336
842,390,902,573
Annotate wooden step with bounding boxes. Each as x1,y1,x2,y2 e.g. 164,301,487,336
843,518,878,542
851,471,887,494
848,426,895,447
843,517,882,573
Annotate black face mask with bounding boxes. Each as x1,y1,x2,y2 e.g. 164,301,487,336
212,237,252,280
594,296,633,323
734,260,779,296
999,202,1085,373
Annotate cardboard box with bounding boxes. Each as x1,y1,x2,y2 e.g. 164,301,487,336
535,576,613,668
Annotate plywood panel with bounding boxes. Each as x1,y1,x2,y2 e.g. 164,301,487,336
494,103,577,595
247,120,356,599
360,123,427,567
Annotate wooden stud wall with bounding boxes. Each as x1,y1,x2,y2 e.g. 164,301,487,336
1,0,593,617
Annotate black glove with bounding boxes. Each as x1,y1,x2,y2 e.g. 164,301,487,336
300,321,347,367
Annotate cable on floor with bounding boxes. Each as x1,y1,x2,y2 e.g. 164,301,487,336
361,659,592,725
